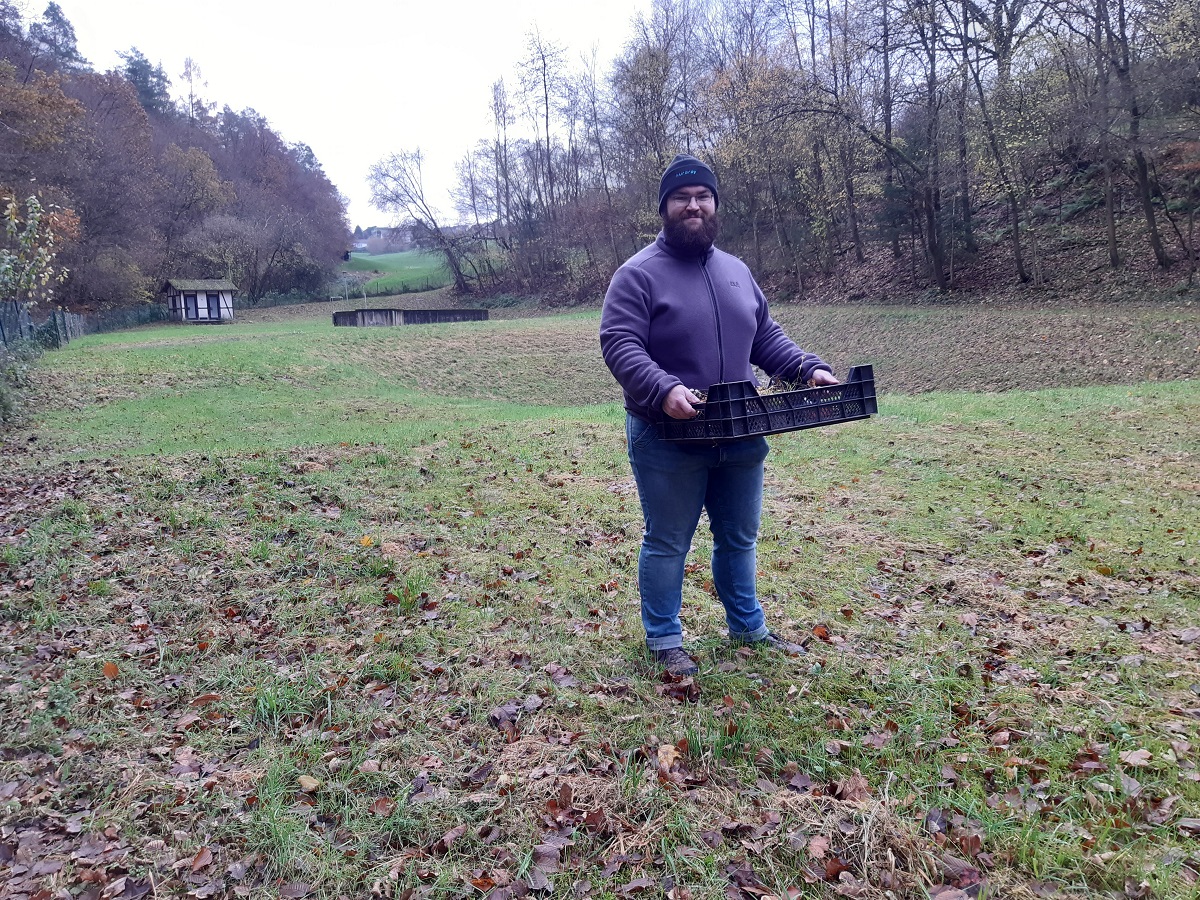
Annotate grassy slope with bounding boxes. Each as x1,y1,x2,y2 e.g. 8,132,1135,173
1,304,1198,899
341,251,451,294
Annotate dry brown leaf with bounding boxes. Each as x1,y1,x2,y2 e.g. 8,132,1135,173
836,770,872,802
190,846,213,873
370,796,397,816
808,835,831,860
1119,749,1152,767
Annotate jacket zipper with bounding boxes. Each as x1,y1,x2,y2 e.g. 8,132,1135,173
700,254,724,384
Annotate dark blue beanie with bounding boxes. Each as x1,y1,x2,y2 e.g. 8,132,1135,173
658,154,719,213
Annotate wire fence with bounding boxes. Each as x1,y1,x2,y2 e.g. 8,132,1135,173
0,302,86,350
1,276,444,350
0,300,172,351
83,304,171,335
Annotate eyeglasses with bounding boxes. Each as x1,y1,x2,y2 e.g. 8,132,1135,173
667,191,715,208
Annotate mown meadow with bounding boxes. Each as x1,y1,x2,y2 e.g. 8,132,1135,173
341,252,452,297
1,298,1198,900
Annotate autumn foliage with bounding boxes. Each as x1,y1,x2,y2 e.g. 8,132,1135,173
0,7,347,308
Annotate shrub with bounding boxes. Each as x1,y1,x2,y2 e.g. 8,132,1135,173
0,339,42,424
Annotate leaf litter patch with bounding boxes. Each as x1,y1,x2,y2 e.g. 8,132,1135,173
2,433,1199,898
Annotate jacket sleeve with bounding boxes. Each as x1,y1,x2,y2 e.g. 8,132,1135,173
747,278,833,382
600,263,682,418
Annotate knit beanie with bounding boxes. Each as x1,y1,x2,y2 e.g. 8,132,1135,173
658,154,719,213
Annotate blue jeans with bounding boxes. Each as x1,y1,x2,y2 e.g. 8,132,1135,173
626,414,771,650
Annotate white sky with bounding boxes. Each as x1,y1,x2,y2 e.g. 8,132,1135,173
50,0,654,229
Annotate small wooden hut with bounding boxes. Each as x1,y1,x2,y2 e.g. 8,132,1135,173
163,279,236,323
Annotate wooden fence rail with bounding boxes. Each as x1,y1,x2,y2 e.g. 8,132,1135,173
332,308,488,327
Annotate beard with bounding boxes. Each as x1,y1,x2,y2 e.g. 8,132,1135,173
662,208,720,254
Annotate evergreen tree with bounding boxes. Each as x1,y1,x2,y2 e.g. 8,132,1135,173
29,2,86,69
118,47,173,116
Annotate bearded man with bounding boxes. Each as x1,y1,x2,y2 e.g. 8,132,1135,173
599,154,840,676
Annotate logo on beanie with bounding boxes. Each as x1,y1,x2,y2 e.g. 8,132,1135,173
674,170,698,178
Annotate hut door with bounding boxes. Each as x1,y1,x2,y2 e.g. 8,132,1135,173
184,293,198,319
206,292,221,319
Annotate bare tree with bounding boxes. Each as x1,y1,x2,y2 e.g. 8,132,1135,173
369,148,471,292
518,27,567,220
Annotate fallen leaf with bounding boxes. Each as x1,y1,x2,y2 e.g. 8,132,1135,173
526,866,553,891
808,835,831,859
835,770,871,803
617,876,656,896
430,824,467,854
824,857,851,880
1178,818,1200,835
173,712,201,731
657,744,681,771
370,796,397,816
533,843,562,872
1119,749,1152,767
297,775,320,793
103,661,119,679
190,846,213,873
928,888,970,900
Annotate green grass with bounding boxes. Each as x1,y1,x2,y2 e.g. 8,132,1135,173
341,250,451,294
1,301,1198,899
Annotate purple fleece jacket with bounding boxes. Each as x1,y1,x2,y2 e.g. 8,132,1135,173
600,233,831,423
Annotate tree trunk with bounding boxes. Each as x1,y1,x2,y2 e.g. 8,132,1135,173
1132,146,1171,267
882,0,900,258
1096,0,1120,269
1104,161,1120,268
1188,207,1196,285
925,186,948,290
1112,0,1170,267
957,0,976,253
1007,193,1031,282
845,171,864,263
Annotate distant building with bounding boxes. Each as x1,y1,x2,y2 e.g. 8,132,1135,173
163,279,237,323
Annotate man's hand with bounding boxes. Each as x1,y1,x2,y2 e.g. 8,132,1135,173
809,369,840,386
663,384,702,419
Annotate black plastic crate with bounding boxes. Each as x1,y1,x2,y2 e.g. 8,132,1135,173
661,364,877,443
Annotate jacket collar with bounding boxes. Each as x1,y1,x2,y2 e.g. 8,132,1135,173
656,231,715,262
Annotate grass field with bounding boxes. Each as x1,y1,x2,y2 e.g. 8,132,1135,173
341,251,451,295
1,301,1198,899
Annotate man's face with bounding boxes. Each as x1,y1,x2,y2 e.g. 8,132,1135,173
662,185,719,252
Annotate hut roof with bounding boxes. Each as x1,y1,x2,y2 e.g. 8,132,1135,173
164,279,237,292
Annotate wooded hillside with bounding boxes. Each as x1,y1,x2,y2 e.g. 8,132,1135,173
371,0,1200,302
0,2,348,308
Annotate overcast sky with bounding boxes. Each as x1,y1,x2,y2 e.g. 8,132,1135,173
51,0,654,229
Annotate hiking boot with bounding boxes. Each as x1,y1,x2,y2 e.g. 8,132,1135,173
742,632,807,656
650,647,699,676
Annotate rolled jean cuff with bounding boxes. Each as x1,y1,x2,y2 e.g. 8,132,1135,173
728,624,770,644
645,634,685,651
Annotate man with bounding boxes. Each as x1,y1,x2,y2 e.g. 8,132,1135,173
599,154,839,676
